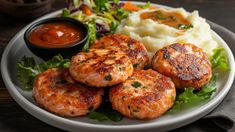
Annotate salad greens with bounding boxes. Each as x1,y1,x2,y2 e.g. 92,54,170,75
94,0,110,12
88,101,122,122
62,0,140,48
137,1,151,9
169,73,218,113
62,8,70,17
16,55,70,90
210,48,229,71
83,21,97,51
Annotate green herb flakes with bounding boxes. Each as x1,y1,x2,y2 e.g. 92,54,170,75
132,81,142,88
156,11,166,20
133,109,139,112
177,24,193,30
133,63,139,68
104,74,112,81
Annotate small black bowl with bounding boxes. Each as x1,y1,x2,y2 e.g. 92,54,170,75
24,17,88,60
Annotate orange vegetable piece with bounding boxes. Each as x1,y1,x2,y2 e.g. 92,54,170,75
123,2,141,11
82,5,92,16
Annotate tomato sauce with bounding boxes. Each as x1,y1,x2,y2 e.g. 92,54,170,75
140,10,191,29
28,22,84,48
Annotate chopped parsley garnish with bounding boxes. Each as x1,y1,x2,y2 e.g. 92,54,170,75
132,81,142,88
133,63,139,68
156,11,166,20
138,1,151,9
104,74,112,81
133,109,139,112
177,24,193,30
169,16,176,21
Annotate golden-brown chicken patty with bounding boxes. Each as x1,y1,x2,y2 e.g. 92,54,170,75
69,49,133,87
90,34,149,69
109,69,176,120
152,43,212,89
33,68,104,117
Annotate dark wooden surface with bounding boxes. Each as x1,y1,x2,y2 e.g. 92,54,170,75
0,0,234,131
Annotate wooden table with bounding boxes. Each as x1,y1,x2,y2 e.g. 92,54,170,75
0,0,234,131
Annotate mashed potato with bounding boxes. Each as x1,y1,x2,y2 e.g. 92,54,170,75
116,8,218,59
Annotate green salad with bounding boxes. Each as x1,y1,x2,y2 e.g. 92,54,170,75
17,0,229,122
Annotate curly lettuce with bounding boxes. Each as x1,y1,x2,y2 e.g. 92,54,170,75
169,73,218,113
210,48,229,71
16,55,70,90
88,101,122,122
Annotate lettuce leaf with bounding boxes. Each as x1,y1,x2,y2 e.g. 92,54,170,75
88,109,122,122
83,21,97,51
137,1,151,9
16,54,70,90
88,101,122,122
113,8,130,21
210,48,229,71
169,73,218,113
62,8,71,17
94,0,111,12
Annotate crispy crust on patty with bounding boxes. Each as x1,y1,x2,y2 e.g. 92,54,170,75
91,34,149,69
69,49,133,87
152,43,212,89
109,69,176,119
33,68,104,117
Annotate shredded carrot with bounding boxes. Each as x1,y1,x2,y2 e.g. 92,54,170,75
123,2,141,11
82,5,92,16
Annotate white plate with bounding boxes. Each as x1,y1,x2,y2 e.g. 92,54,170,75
1,2,235,132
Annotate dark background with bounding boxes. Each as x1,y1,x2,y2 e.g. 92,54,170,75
0,0,234,131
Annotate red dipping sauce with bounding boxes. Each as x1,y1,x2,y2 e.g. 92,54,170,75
28,22,84,48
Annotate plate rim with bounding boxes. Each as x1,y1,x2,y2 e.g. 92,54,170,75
1,1,235,131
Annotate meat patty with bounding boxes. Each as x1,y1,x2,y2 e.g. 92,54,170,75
90,34,149,69
152,43,212,89
109,69,176,120
69,49,133,87
33,68,104,117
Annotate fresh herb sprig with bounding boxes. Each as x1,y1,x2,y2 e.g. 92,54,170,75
177,24,193,30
